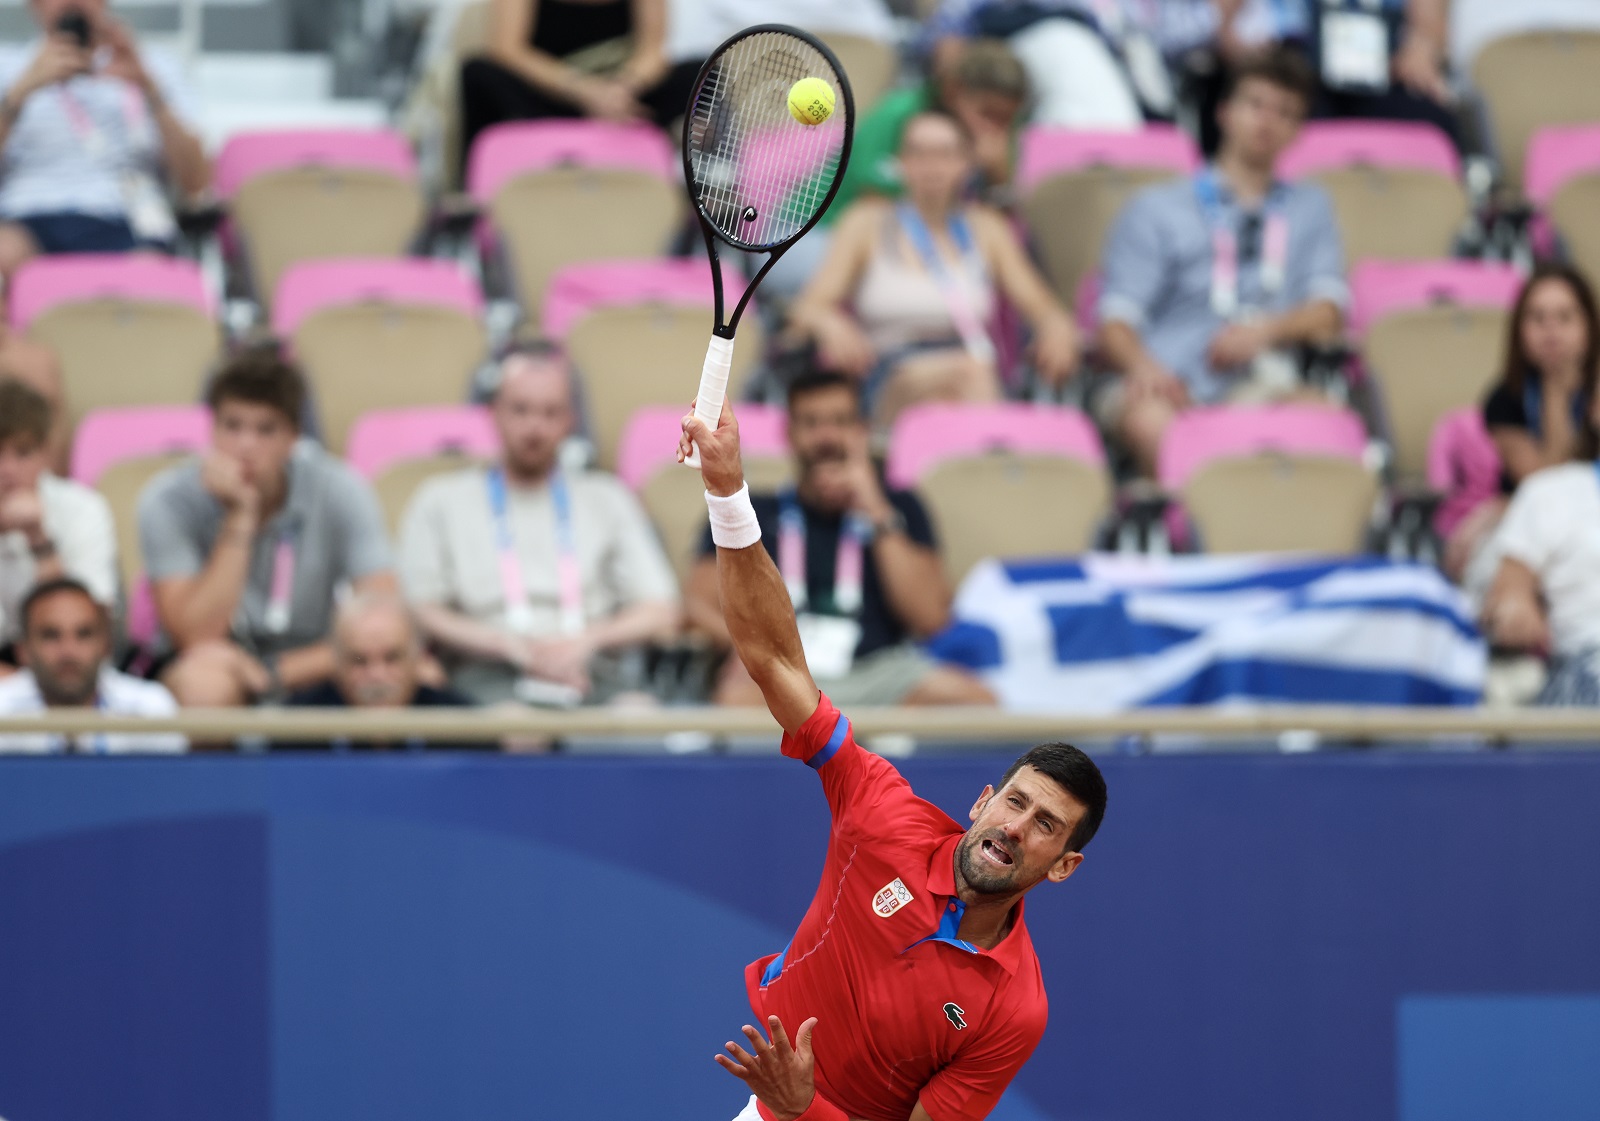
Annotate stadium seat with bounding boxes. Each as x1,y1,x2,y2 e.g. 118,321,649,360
343,405,498,534
466,121,682,320
1350,260,1521,484
619,403,791,584
1017,125,1201,310
1157,404,1369,491
815,32,895,113
545,259,764,471
1278,121,1467,264
215,128,425,307
884,401,1105,489
70,405,210,646
272,259,486,454
1525,125,1600,284
1472,31,1600,198
12,255,219,432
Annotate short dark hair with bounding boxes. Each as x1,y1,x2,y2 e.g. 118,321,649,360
999,743,1107,854
205,344,306,427
785,368,862,413
0,378,51,449
952,38,1028,103
19,577,103,635
1221,47,1316,112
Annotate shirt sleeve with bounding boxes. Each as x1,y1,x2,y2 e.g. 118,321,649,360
1483,384,1527,431
1288,185,1349,309
1097,189,1167,331
893,489,937,549
399,478,454,606
137,474,206,583
781,692,916,828
329,465,395,582
1495,470,1573,573
603,481,681,606
918,999,1047,1121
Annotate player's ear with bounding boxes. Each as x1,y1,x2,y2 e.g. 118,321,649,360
968,784,995,823
1046,851,1083,884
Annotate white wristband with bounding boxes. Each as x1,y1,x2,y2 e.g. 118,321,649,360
706,483,762,549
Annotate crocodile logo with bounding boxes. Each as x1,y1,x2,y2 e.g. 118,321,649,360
943,1002,967,1030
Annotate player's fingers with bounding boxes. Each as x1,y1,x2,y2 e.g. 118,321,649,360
766,1015,792,1055
725,1040,758,1066
742,1023,774,1056
713,1053,753,1080
796,1017,818,1060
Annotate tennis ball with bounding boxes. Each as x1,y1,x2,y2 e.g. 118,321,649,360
788,77,835,126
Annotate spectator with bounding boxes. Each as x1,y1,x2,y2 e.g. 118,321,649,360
1450,266,1600,585
0,0,207,280
0,577,183,753
0,377,115,674
401,342,680,705
460,0,704,168
280,593,489,752
1096,48,1345,475
0,327,65,471
685,370,995,708
138,348,399,707
789,110,1079,427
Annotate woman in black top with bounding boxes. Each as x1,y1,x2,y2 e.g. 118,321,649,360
460,0,703,167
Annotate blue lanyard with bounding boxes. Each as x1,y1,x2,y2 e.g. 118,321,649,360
896,203,995,362
777,490,873,617
1194,168,1290,317
486,467,584,635
1522,379,1589,442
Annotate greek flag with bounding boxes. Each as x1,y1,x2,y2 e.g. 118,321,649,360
929,555,1486,711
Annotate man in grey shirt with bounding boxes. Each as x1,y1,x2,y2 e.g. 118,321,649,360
400,342,680,704
1096,48,1348,475
138,348,399,706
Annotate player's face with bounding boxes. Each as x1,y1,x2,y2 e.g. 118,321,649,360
212,400,298,489
957,766,1085,896
20,590,107,706
494,358,574,478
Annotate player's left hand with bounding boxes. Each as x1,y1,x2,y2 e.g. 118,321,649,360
714,1014,819,1121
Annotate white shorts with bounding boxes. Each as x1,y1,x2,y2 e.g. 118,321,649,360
731,1095,761,1120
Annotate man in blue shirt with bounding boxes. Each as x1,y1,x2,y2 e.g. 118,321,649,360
1096,48,1347,475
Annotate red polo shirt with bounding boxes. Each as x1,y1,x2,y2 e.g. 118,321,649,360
744,694,1048,1121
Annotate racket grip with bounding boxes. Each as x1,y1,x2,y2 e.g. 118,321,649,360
684,334,735,470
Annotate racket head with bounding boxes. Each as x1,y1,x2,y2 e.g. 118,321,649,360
682,24,856,255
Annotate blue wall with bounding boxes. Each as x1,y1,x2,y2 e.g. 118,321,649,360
0,751,1596,1121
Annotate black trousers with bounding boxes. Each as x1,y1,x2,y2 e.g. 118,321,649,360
460,56,704,176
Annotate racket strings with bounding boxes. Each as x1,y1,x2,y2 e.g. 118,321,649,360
687,30,848,250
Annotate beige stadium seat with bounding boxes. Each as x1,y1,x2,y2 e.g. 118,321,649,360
1182,454,1378,554
97,454,192,591
1472,31,1600,197
1021,164,1181,311
1308,167,1467,263
1550,176,1600,293
1364,304,1509,483
568,304,765,471
372,453,489,537
815,32,897,113
639,455,793,586
916,452,1110,584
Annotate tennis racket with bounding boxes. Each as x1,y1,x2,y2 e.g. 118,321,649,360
681,24,855,466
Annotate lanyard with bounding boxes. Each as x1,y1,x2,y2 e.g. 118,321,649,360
896,204,997,365
262,529,296,634
56,77,150,158
1195,169,1289,320
777,491,872,617
487,467,584,636
1523,379,1589,442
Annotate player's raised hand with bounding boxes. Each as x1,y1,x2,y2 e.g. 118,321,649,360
679,397,745,498
714,1014,819,1121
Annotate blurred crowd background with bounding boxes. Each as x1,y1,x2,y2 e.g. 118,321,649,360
1,0,1600,749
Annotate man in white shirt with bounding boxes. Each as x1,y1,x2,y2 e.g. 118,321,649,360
400,342,681,704
0,0,207,280
0,576,184,752
0,377,116,673
1481,461,1600,706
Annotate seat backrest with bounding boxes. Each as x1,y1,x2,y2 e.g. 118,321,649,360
1278,120,1461,180
1427,406,1503,543
918,453,1110,583
71,405,210,486
815,31,896,112
1472,31,1600,197
374,454,489,537
1348,260,1523,339
615,403,788,491
345,405,498,480
97,452,193,591
639,453,795,587
214,128,419,199
1182,454,1378,555
1018,127,1200,307
1549,177,1600,300
1524,124,1600,210
542,259,718,342
885,402,1104,489
466,119,676,202
569,303,764,470
9,254,213,330
1157,405,1368,491
276,261,487,454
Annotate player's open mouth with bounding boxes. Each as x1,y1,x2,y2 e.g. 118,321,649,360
982,839,1013,867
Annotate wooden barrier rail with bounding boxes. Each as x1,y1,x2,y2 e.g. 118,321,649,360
2,706,1600,744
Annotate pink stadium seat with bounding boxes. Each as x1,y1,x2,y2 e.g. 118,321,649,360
213,128,417,199
465,120,676,204
1278,120,1460,180
344,406,498,480
9,254,212,330
542,259,718,342
1427,407,1502,541
1158,405,1368,491
1015,124,1200,194
1347,260,1523,338
70,405,210,485
271,258,483,337
616,403,788,491
1524,125,1600,209
885,403,1106,490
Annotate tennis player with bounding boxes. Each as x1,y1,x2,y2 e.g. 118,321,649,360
680,402,1108,1121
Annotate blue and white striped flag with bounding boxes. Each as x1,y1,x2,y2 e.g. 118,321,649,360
929,555,1486,711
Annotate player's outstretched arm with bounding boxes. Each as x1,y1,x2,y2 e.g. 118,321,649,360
680,401,820,733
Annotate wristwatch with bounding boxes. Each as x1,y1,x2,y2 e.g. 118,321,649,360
872,508,907,538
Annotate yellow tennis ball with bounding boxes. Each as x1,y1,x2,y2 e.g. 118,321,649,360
788,77,835,126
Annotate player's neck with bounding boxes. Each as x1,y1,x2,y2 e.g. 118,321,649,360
953,858,1022,949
